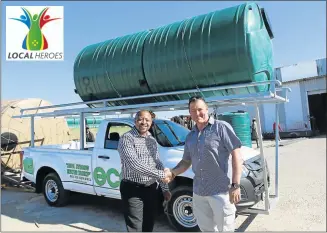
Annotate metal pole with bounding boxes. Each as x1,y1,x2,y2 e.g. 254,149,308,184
255,104,270,211
275,104,280,197
30,116,35,147
80,112,85,150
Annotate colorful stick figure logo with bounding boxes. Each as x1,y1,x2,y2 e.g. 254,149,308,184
10,7,61,51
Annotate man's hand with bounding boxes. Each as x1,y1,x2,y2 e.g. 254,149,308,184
162,168,174,183
229,187,241,204
163,191,172,201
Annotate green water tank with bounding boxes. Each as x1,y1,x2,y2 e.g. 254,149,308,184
66,117,103,128
218,111,252,148
74,31,153,107
66,118,75,125
74,2,274,107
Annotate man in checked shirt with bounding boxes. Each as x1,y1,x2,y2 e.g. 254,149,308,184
164,96,243,232
118,110,171,232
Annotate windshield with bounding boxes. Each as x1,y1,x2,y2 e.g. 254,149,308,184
155,120,190,147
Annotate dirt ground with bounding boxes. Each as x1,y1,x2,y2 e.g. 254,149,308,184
1,136,326,231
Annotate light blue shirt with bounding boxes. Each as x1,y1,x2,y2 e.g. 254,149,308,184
183,117,242,196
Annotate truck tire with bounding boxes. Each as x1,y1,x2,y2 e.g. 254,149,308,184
42,172,70,207
166,185,200,232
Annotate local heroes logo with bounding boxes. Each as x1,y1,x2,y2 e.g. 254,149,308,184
6,6,64,61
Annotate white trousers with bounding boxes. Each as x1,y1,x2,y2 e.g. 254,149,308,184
193,192,236,232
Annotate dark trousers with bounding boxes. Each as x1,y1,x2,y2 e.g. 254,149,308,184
120,180,158,232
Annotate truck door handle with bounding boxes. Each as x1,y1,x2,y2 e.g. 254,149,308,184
98,155,110,159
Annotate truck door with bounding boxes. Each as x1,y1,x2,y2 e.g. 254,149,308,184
93,122,132,198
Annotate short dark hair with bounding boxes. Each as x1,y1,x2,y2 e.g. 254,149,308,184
188,95,207,108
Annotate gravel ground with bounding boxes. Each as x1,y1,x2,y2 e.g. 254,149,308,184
1,136,326,231
236,136,326,231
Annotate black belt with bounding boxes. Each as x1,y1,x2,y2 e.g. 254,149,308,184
121,179,157,188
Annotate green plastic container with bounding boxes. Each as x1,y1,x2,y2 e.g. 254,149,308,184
74,31,153,107
74,2,274,107
66,117,103,128
218,111,252,148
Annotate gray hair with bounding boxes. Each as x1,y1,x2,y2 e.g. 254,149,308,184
134,110,152,120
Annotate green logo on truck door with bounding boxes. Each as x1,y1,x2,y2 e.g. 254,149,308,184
23,158,34,174
66,163,91,183
65,163,121,188
93,167,121,188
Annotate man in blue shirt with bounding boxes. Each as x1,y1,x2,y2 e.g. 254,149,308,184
165,96,243,232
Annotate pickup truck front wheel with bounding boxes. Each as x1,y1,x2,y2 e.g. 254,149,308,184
42,172,69,207
166,185,200,232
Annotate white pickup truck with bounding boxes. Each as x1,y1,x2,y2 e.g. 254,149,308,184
21,117,269,231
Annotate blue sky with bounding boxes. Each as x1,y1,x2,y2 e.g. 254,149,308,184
1,1,326,118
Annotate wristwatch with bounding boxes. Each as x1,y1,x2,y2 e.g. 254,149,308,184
231,183,240,189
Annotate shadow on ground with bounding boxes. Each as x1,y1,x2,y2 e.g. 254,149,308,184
1,188,172,232
235,213,258,232
2,187,259,232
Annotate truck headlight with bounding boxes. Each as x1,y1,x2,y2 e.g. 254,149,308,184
241,165,249,178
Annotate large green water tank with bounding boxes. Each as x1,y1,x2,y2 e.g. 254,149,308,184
74,2,274,107
218,111,252,148
74,31,153,106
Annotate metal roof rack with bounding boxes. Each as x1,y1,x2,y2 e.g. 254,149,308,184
12,80,290,118
12,79,291,216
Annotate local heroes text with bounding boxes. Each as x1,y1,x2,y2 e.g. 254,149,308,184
7,52,63,60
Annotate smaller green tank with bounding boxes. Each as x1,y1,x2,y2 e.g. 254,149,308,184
218,111,252,148
66,117,103,128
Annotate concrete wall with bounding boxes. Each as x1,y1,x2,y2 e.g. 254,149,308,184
213,58,326,133
282,76,326,131
283,82,304,131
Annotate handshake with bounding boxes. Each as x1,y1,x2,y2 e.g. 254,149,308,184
161,168,175,184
